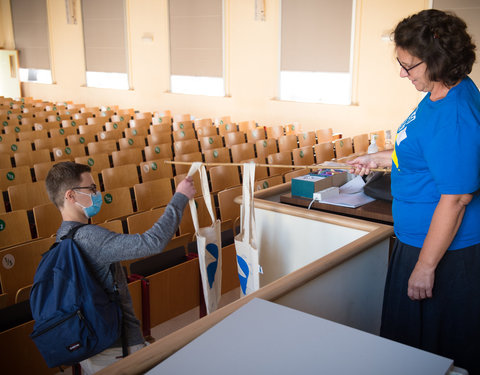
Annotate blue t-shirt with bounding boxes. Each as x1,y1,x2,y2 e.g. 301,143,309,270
391,77,480,250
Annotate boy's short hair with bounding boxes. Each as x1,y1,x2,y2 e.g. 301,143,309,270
45,162,92,208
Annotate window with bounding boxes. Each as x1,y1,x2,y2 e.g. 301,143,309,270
82,0,129,89
280,0,355,105
169,0,224,96
11,0,52,84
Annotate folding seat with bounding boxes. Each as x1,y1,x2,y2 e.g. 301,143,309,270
353,134,369,155
75,153,111,172
277,134,298,152
134,178,173,211
0,140,32,156
173,152,202,175
49,126,77,138
217,122,238,136
298,131,316,148
118,136,146,150
239,157,268,180
193,118,212,128
172,121,194,131
0,210,32,249
315,128,333,143
144,143,173,161
13,149,51,168
254,175,284,191
237,120,257,133
334,137,353,158
209,165,241,193
33,161,57,181
124,126,148,138
67,133,95,146
52,144,87,161
292,146,315,166
198,135,223,152
101,164,139,190
140,158,174,182
267,151,293,176
203,147,231,168
266,125,284,139
255,138,278,160
87,140,118,155
33,202,62,238
0,165,32,191
314,142,335,163
152,115,172,126
173,139,200,155
230,142,255,163
90,186,135,224
196,126,218,138
224,131,246,148
111,148,144,167
246,128,266,144
172,129,196,142
214,116,232,126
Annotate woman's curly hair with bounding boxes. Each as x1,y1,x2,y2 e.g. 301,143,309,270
393,9,476,86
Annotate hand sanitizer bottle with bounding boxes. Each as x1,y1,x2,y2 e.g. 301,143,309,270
368,134,379,154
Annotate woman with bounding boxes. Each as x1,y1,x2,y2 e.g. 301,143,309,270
348,9,480,374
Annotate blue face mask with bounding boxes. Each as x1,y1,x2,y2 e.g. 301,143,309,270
75,191,103,218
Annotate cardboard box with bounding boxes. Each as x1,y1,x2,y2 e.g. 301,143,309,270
291,175,331,199
291,172,349,199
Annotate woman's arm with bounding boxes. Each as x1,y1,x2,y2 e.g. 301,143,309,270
347,150,393,176
407,193,473,300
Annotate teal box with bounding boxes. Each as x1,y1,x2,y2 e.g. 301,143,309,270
291,175,331,199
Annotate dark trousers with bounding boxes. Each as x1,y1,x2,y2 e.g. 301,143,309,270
381,239,480,374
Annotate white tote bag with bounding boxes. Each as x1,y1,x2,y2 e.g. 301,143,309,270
234,162,261,296
187,162,222,314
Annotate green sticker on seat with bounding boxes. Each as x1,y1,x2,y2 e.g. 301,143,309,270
15,126,20,133
6,171,15,181
0,219,5,231
128,138,134,145
17,114,22,120
263,181,269,189
300,150,304,158
7,110,12,115
113,123,118,129
213,150,218,158
71,121,76,126
66,111,70,115
87,158,94,166
101,112,106,117
303,134,307,140
226,124,230,130
180,123,184,129
65,147,71,155
59,128,65,135
208,137,213,144
220,120,224,125
291,125,295,130
340,140,344,147
0,136,2,142
151,162,158,171
132,129,137,136
120,116,124,121
21,104,24,109
53,106,57,111
11,144,18,152
80,137,85,144
104,194,113,204
56,116,61,121
2,121,7,126
155,146,160,154
158,118,162,123
107,107,111,111
262,140,267,147
180,131,185,137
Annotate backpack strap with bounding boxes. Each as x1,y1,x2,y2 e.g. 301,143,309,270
61,223,88,241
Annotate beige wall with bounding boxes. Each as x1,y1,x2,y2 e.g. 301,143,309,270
6,0,478,137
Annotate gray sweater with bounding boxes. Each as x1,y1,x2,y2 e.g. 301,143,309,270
56,192,189,347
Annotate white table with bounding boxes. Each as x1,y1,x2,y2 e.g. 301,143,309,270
147,298,454,375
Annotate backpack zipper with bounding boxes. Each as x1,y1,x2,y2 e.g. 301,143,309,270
32,310,89,338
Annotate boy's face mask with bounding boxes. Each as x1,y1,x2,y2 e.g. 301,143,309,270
75,190,103,218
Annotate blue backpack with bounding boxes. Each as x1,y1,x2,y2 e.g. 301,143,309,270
30,225,124,368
